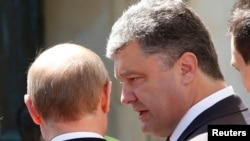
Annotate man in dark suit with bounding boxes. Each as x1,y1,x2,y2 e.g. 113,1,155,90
178,94,250,141
105,0,250,141
24,43,113,141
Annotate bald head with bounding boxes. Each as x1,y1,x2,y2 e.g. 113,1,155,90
32,44,94,69
27,43,110,122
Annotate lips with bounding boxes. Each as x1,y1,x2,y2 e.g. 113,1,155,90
138,110,148,120
133,104,149,121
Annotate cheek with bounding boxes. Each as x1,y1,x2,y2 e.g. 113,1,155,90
154,81,186,110
241,71,250,92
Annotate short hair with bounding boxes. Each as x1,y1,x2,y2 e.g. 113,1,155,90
27,43,110,122
106,0,224,80
229,0,250,64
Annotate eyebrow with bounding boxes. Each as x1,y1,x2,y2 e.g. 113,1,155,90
231,63,240,71
117,69,142,79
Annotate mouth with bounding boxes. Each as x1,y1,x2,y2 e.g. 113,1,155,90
138,110,148,120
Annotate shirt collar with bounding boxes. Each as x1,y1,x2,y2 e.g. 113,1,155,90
51,132,104,141
170,86,234,141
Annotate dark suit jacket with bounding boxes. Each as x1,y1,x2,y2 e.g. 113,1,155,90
66,138,106,141
177,95,250,141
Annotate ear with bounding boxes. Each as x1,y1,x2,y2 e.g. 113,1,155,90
24,94,42,125
178,52,197,85
101,81,112,113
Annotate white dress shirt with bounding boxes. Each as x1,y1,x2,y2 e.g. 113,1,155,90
52,132,104,141
170,86,234,141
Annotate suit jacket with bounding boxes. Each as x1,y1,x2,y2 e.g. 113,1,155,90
177,95,250,141
66,138,106,141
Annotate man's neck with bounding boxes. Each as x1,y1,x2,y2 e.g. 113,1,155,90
40,116,107,141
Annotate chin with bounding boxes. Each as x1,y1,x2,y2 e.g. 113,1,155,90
246,88,250,93
142,127,167,137
244,85,250,92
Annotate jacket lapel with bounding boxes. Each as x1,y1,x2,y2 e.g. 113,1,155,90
177,95,248,141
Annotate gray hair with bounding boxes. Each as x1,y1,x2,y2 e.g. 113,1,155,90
106,0,224,80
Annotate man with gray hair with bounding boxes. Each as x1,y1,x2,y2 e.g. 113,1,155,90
106,0,250,140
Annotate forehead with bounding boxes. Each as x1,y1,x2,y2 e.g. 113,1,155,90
231,36,238,60
114,42,145,72
231,36,246,68
113,42,164,77
114,41,144,60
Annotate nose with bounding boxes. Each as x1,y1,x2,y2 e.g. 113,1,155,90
120,84,137,104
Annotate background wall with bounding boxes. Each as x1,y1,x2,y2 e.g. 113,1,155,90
0,0,43,140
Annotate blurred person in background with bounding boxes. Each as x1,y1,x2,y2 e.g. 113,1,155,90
229,0,250,92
